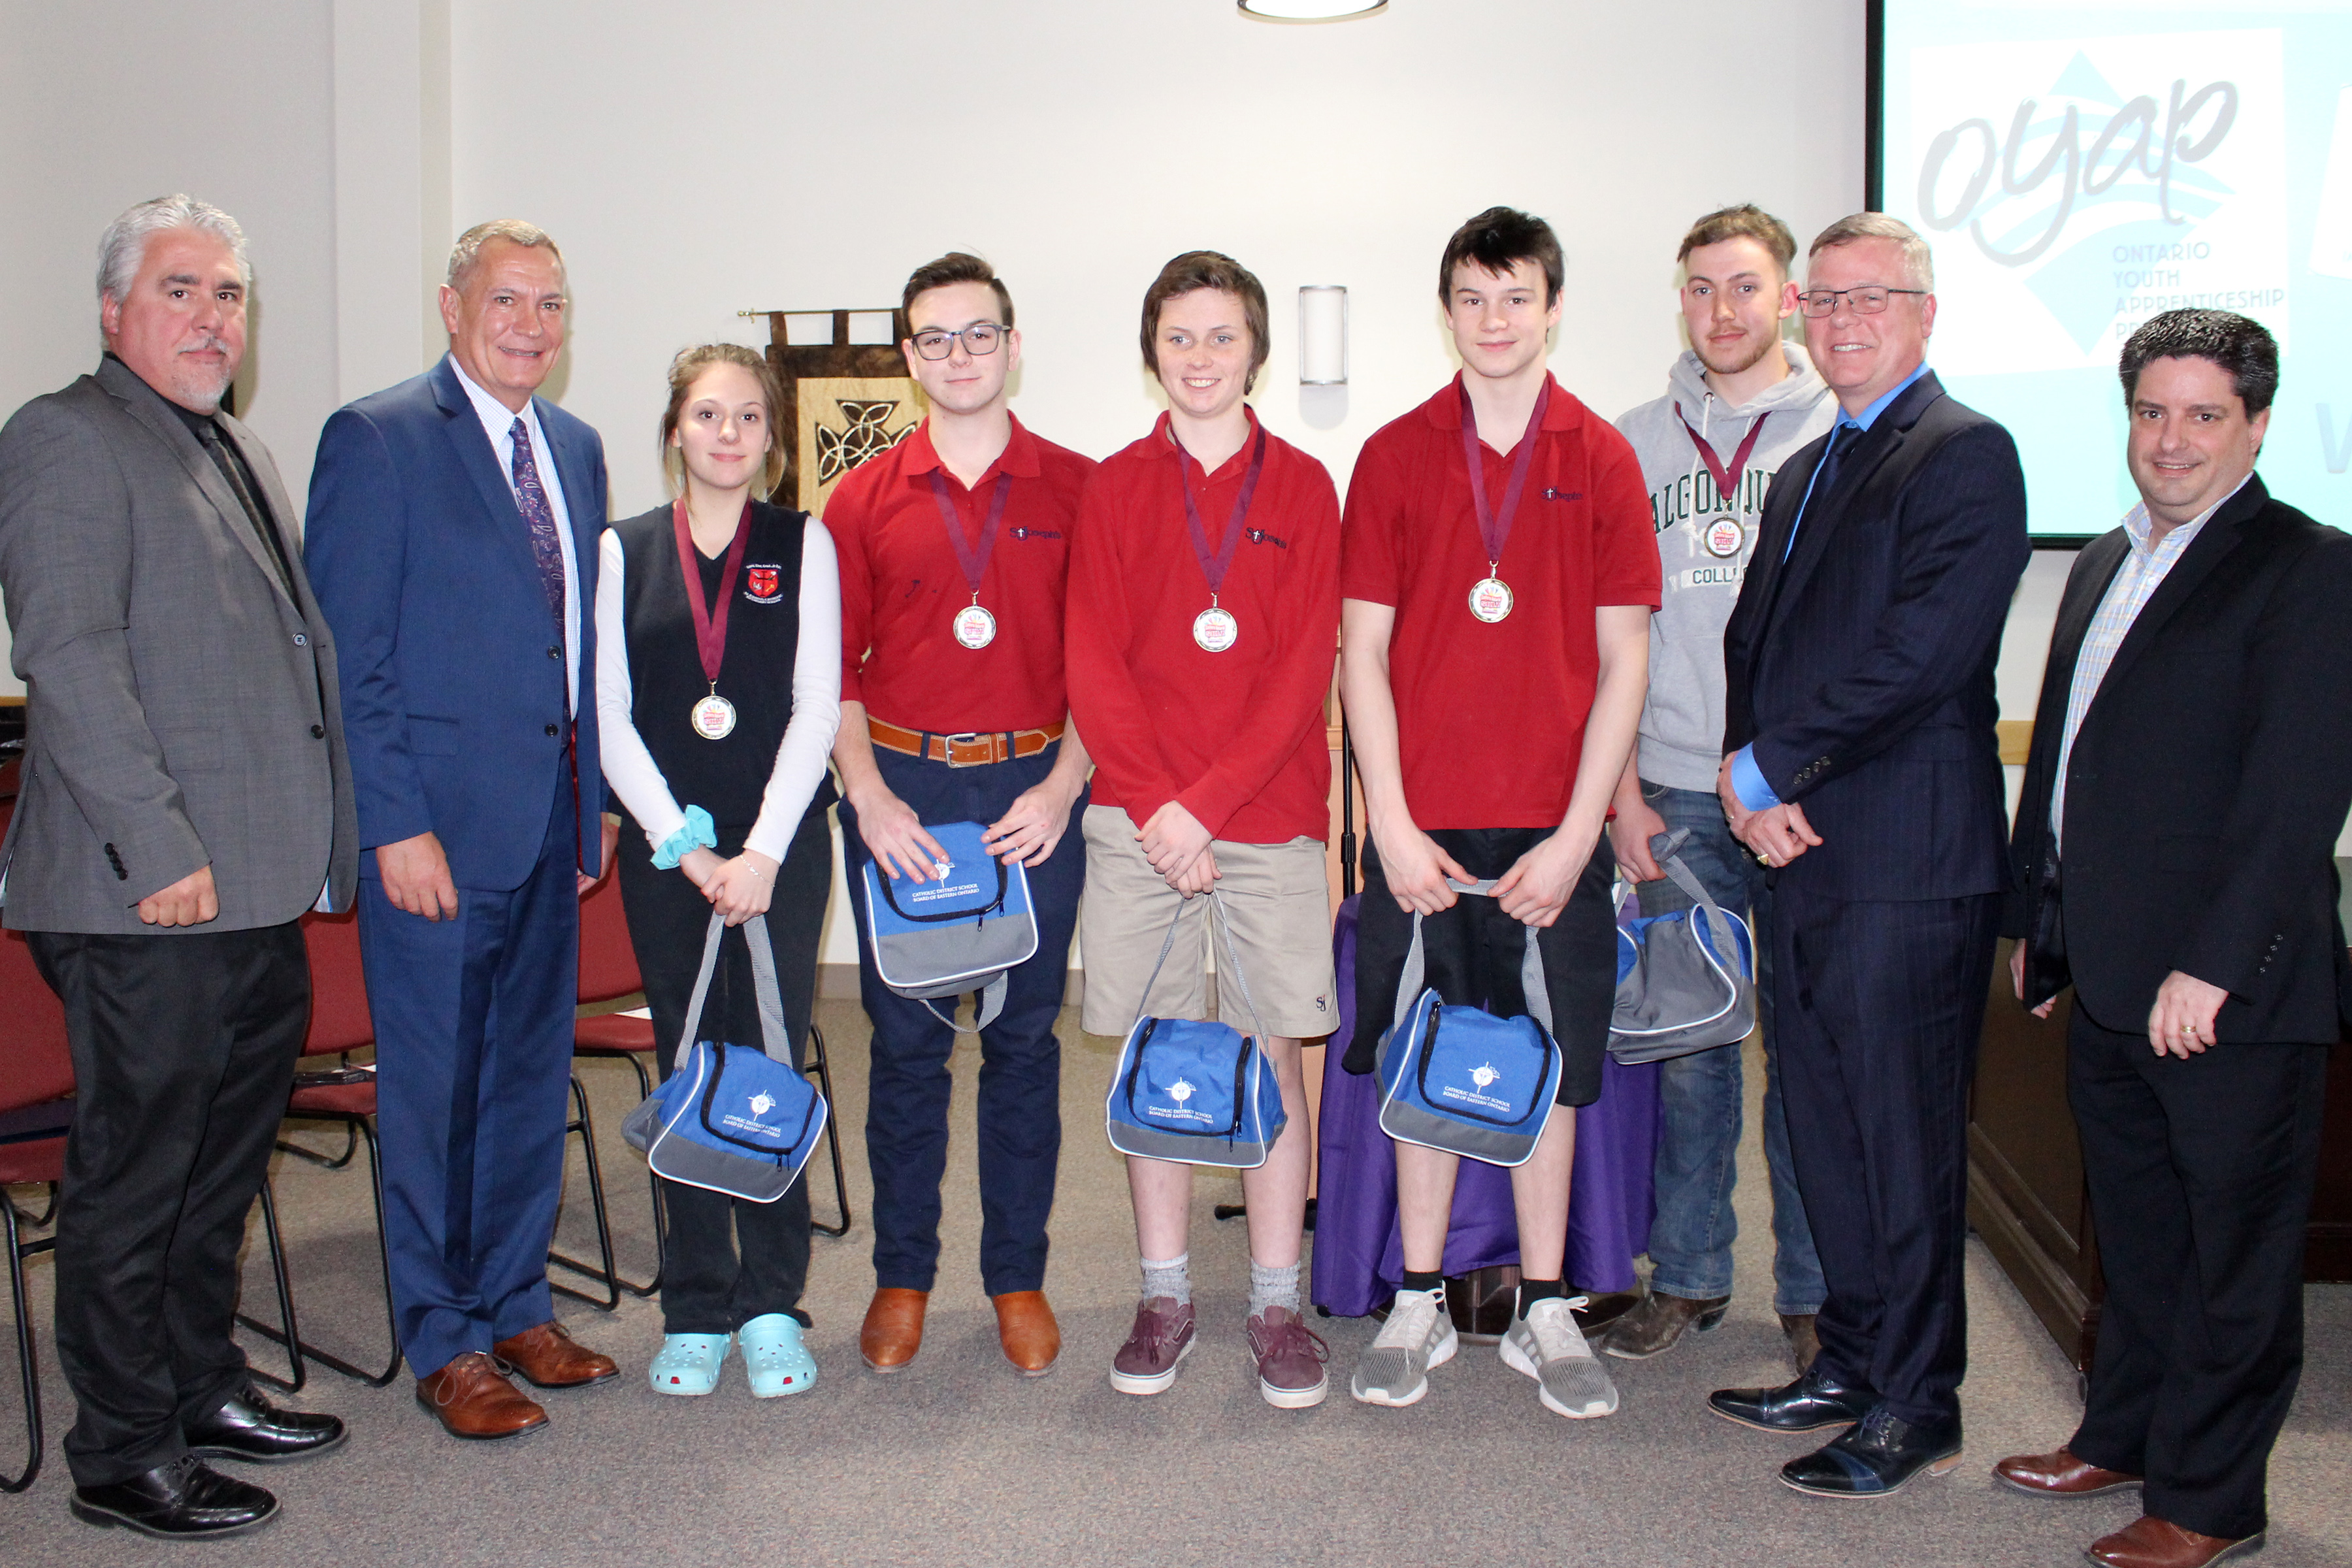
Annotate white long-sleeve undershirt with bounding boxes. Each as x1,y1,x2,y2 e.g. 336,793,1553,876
595,518,841,864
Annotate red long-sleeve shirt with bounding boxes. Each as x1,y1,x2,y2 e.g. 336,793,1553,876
1066,411,1339,843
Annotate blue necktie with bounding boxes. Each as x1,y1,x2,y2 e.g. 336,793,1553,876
1783,421,1863,562
509,416,567,628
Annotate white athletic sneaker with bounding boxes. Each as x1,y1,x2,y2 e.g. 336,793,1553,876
1350,1286,1458,1407
1501,1296,1619,1418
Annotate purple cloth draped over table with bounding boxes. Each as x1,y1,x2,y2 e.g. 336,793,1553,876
1311,896,1661,1318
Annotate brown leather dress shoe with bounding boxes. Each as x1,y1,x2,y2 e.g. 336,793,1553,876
860,1288,928,1373
2086,1515,2264,1568
1994,1446,2143,1497
992,1290,1060,1376
491,1320,619,1389
415,1352,547,1441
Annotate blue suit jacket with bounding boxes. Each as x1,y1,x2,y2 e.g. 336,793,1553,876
304,355,606,891
1721,371,2028,902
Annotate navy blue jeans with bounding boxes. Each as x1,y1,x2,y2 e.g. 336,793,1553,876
1633,781,1823,1314
838,740,1085,1297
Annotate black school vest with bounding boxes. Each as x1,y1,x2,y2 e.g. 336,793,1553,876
613,500,833,830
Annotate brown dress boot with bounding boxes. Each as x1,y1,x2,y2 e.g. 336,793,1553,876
860,1288,929,1373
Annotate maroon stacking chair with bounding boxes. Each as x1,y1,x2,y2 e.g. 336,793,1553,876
0,920,73,1494
552,868,664,1303
233,910,403,1388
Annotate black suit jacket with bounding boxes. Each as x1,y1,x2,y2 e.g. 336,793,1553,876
2008,476,2352,1042
1723,370,2029,900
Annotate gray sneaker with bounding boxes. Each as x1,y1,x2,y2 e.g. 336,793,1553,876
1502,1296,1619,1418
1109,1297,1194,1396
1350,1285,1456,1407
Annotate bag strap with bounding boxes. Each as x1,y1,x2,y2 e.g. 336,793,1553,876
1642,828,1742,968
1128,890,1271,1043
676,911,793,1071
921,972,1006,1034
1392,879,1551,1037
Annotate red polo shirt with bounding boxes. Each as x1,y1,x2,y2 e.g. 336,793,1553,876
829,414,1094,734
1341,373,1659,830
1066,411,1339,844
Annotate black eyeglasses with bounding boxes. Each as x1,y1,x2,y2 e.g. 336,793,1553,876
1797,286,1927,318
909,324,1007,359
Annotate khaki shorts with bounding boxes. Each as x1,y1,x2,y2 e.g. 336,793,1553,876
1079,805,1338,1040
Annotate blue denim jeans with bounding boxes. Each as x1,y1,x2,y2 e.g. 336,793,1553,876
1633,781,1824,1314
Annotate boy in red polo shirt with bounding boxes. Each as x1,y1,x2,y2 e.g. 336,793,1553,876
1338,208,1658,1418
828,253,1096,1379
1066,251,1341,1409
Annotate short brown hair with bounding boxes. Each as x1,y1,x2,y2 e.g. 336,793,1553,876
1439,207,1563,306
1139,251,1271,394
659,343,787,499
900,252,1014,337
1676,204,1797,274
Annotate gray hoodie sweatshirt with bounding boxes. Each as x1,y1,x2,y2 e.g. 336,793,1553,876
1614,344,1837,792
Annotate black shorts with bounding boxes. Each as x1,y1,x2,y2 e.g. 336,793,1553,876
1343,826,1616,1108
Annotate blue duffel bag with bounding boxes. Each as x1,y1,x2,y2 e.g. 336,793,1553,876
1607,830,1757,1066
860,819,1038,1032
1105,891,1286,1169
1375,879,1561,1168
622,912,826,1203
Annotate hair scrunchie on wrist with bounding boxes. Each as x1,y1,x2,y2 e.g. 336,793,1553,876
651,805,717,870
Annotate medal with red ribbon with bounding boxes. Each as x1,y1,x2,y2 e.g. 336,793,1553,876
672,498,752,739
1177,420,1267,653
929,469,1012,649
1676,408,1771,559
1460,377,1550,622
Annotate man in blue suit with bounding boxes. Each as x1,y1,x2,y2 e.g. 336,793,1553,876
305,220,619,1441
1703,214,2029,1496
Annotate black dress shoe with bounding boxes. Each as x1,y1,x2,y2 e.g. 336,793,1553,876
1708,1365,1878,1432
1780,1404,1963,1497
69,1454,280,1539
184,1383,348,1463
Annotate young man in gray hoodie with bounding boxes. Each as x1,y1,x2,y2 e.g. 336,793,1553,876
1604,204,1834,1370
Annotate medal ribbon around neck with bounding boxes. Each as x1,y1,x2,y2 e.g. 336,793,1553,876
672,498,753,694
1177,419,1269,606
1458,376,1550,575
1675,408,1771,512
927,468,1013,612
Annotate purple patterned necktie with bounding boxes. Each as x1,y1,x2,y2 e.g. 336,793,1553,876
508,416,567,627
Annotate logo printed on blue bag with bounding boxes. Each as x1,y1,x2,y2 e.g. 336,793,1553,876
1441,1061,1514,1113
1149,1076,1215,1125
749,1092,776,1119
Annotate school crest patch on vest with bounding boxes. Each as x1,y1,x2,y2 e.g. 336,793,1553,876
743,564,783,603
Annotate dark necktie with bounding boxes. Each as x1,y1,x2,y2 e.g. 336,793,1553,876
193,419,295,595
508,416,568,629
1782,421,1863,563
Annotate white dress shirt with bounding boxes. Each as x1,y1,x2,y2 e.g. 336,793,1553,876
449,356,582,715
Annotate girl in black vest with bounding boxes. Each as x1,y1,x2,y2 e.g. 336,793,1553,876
595,344,841,1397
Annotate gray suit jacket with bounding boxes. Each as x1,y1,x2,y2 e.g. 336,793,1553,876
0,356,359,933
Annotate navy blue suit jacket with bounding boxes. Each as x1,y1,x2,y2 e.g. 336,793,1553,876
304,355,606,890
1722,370,2029,902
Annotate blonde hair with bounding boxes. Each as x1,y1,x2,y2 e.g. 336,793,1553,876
660,344,787,499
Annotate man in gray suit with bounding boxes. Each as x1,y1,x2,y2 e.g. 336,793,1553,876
0,195,359,1541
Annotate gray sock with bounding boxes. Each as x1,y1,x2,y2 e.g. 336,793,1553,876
1140,1252,1191,1306
1249,1260,1301,1318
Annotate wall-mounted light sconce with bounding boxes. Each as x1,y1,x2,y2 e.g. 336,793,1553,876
1237,1,1388,20
1298,286,1347,385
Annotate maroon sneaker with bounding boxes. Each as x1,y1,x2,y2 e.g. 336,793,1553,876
1109,1297,1195,1396
1247,1306,1330,1409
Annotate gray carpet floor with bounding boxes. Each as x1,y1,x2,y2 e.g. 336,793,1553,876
4,1004,2347,1566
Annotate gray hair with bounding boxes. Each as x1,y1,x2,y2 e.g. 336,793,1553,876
97,194,250,305
446,219,564,291
1808,212,1934,291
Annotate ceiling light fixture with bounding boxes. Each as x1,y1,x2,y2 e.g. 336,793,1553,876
1237,1,1388,21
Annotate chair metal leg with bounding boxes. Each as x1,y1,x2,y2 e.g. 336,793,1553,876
805,1025,851,1239
234,1177,308,1394
560,1049,663,1298
275,1120,359,1170
7,1183,57,1230
547,1075,622,1310
2,1198,50,1494
235,1115,403,1387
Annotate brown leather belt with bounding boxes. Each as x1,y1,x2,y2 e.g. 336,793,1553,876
868,716,1065,768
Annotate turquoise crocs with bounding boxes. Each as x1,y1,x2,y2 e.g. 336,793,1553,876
649,1333,732,1396
738,1314,816,1398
